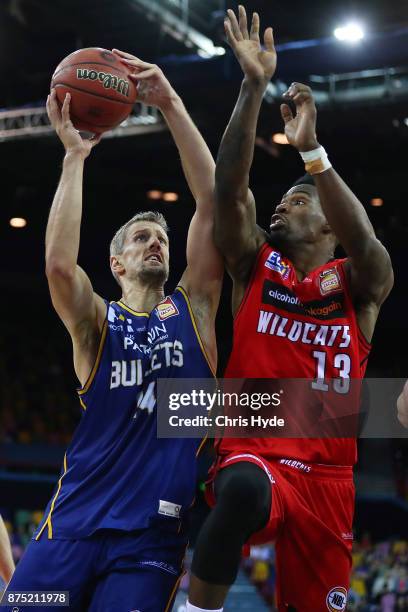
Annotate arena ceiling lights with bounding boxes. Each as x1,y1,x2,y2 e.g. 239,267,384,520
334,22,365,43
129,0,225,57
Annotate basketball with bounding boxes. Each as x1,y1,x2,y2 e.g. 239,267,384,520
50,47,138,134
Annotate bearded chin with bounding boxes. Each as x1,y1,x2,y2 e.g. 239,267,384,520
268,226,289,248
139,265,168,285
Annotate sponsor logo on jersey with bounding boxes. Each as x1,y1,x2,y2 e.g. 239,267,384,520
264,251,290,279
108,306,135,332
156,297,179,321
319,268,342,295
262,280,345,320
108,305,118,323
326,587,347,611
158,499,181,518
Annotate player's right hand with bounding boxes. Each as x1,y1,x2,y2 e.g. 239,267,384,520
47,89,101,159
224,5,277,87
397,380,408,428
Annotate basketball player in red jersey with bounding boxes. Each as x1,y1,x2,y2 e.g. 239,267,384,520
186,6,394,612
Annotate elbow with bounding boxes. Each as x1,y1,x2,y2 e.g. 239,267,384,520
214,166,238,203
213,204,229,251
45,256,75,282
214,187,246,215
213,218,235,257
352,236,388,261
214,180,228,208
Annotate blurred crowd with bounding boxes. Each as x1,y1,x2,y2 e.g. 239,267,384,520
244,537,408,611
0,319,79,446
0,510,42,567
1,510,407,610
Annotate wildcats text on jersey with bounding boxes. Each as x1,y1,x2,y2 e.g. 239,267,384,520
257,310,351,347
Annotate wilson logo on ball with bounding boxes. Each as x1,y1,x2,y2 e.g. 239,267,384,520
76,69,130,97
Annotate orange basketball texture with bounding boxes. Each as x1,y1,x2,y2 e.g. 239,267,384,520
51,48,138,133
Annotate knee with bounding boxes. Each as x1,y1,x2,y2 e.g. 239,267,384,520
216,469,271,524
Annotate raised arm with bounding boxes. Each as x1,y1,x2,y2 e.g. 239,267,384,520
214,7,276,289
281,83,393,340
164,93,223,316
45,91,106,385
112,50,224,323
0,516,14,585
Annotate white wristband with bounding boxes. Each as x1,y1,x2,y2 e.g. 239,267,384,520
299,146,332,175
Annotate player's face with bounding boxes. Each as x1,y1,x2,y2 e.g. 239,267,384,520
270,185,327,243
121,221,170,283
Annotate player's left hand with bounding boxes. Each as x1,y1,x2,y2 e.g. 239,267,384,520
112,49,177,110
280,83,319,152
397,380,408,428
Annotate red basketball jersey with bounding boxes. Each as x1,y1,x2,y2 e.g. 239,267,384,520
220,243,371,466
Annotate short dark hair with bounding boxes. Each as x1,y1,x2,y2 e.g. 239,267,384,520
291,173,316,189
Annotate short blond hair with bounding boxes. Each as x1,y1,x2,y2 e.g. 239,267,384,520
110,211,169,285
110,211,169,257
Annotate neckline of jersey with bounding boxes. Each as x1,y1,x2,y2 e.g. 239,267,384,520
280,253,339,285
115,287,184,317
115,300,149,317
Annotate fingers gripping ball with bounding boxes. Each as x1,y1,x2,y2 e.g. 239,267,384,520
51,48,138,134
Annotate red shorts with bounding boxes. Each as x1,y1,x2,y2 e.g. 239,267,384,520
205,453,354,612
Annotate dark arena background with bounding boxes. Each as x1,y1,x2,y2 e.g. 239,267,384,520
1,0,408,609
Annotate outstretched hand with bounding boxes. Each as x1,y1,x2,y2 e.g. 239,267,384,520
224,5,276,86
47,89,101,158
280,83,319,152
112,49,178,111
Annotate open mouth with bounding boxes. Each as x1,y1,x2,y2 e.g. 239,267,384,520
270,214,287,227
145,253,162,263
